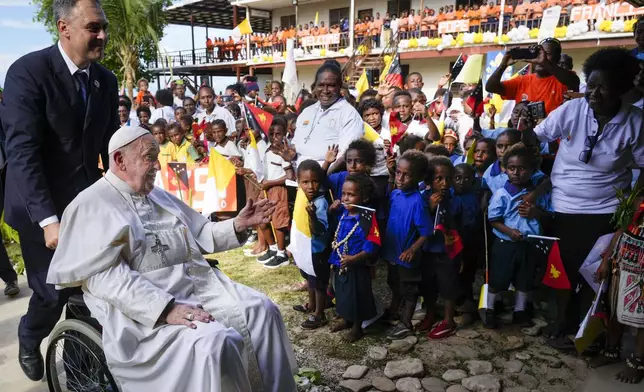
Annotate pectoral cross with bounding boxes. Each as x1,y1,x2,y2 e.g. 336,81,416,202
150,234,170,263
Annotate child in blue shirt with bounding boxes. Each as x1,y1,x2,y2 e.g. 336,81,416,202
294,160,332,329
481,129,546,195
323,139,377,201
421,157,462,339
453,163,482,323
486,144,553,328
328,173,381,342
382,150,432,339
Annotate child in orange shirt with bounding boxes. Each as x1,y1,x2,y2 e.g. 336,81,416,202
467,4,481,32
371,14,382,47
455,4,466,19
398,11,408,38
445,5,455,20
320,21,329,35
421,9,431,37
408,9,418,38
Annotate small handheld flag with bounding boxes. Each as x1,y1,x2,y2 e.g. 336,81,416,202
244,102,273,137
363,122,382,143
539,240,571,290
388,112,408,147
355,70,369,100
478,213,491,321
384,54,403,88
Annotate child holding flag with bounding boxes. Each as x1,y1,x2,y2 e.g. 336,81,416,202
258,119,295,268
420,157,462,338
382,150,432,339
328,173,381,342
167,123,202,163
486,144,553,328
292,160,332,329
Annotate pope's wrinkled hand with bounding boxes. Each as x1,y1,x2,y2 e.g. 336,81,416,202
165,304,214,329
233,198,276,233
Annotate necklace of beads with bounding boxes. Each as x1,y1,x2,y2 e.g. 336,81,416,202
332,215,361,271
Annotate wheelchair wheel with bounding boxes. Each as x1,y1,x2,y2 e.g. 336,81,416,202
46,319,120,392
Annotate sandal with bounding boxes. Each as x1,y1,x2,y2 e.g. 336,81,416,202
301,315,328,329
615,353,644,384
589,346,621,369
293,304,313,313
428,320,456,340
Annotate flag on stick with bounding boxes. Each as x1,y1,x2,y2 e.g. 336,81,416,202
379,55,394,84
384,54,403,88
388,112,408,146
465,80,485,117
246,131,264,182
282,38,299,103
450,54,468,80
478,213,491,322
287,189,315,277
314,12,319,26
355,70,369,99
363,122,382,143
454,54,484,84
244,102,273,137
203,149,237,214
231,17,253,41
574,281,607,354
540,240,571,290
359,210,381,245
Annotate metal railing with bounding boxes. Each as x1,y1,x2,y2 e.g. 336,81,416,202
151,46,248,69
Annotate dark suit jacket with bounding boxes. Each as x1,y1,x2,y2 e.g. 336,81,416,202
0,44,119,233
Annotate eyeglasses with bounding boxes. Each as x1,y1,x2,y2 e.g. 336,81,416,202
578,135,598,164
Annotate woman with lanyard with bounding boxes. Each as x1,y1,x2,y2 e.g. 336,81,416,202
285,62,364,172
522,48,644,350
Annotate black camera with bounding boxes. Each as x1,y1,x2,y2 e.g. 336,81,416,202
509,46,539,60
527,101,546,119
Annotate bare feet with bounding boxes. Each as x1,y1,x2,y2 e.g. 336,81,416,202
589,348,620,369
615,355,644,384
331,319,352,332
342,328,364,343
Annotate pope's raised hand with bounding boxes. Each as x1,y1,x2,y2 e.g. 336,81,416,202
234,198,276,232
165,304,214,329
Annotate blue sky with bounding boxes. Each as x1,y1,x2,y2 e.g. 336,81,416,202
0,0,235,90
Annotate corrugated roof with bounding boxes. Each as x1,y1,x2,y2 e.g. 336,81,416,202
164,0,272,32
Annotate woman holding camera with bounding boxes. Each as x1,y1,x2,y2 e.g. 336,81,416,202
522,48,644,350
486,38,579,115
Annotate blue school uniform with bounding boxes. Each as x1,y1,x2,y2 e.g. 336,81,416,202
328,171,349,201
482,128,550,154
330,209,380,323
488,181,553,241
482,160,546,194
382,189,432,267
328,209,380,267
450,153,464,164
455,190,480,236
310,195,329,253
421,189,462,254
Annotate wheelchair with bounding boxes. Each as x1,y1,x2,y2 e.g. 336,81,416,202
45,294,120,392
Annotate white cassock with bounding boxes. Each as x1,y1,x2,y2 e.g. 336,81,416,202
47,170,297,392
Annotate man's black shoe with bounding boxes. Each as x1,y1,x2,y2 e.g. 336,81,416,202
19,344,44,381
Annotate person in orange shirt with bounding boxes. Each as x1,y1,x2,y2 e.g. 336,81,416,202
408,9,418,38
427,8,438,37
206,37,214,62
437,7,446,23
355,17,364,44
371,13,382,47
455,4,465,19
303,23,310,37
467,4,481,32
276,27,284,52
319,21,329,35
445,5,455,21
420,9,430,37
513,0,530,27
479,2,489,29
398,11,408,38
312,26,320,36
529,0,545,28
486,2,500,31
235,38,243,60
330,24,340,34
226,36,235,60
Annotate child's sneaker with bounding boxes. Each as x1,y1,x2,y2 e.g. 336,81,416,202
256,249,276,264
387,323,413,339
513,311,533,328
263,254,289,269
427,320,456,340
483,309,498,329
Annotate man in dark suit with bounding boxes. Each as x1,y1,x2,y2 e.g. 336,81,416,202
0,0,118,381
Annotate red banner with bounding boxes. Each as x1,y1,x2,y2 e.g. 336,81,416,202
154,162,237,213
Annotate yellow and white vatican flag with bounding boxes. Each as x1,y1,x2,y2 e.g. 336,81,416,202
231,17,253,41
287,189,315,277
202,148,237,214
246,131,264,182
454,54,484,84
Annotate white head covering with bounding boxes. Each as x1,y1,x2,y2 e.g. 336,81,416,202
108,126,150,154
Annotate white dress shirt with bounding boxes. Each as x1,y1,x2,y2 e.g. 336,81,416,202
534,98,644,214
41,42,91,228
150,106,176,124
292,98,364,167
195,105,237,137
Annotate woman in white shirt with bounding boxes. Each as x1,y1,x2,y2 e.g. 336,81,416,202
150,89,177,124
523,48,644,350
